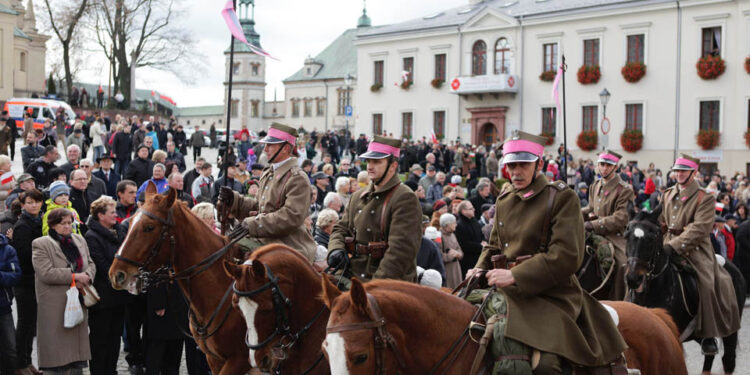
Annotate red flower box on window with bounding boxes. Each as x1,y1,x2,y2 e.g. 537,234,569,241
696,129,720,150
400,80,413,90
696,55,725,80
539,70,556,82
431,78,445,89
745,56,750,75
621,62,646,83
744,129,750,149
577,65,601,84
540,131,555,146
576,130,598,151
620,129,643,152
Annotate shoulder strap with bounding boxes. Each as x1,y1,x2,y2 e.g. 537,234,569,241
380,185,400,238
538,187,558,253
688,190,706,221
275,169,294,208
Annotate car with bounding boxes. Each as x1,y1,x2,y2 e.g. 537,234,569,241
184,127,211,147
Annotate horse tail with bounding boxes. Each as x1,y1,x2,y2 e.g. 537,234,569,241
650,307,681,345
722,260,747,317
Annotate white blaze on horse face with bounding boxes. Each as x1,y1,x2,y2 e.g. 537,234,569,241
116,212,142,256
325,333,350,375
633,227,645,239
237,297,260,368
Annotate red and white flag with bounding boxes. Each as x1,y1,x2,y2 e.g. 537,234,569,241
551,63,564,112
430,129,439,144
0,172,14,186
221,0,278,60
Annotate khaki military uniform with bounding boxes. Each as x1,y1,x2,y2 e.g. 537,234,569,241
581,174,634,299
228,157,317,262
476,175,626,367
660,179,740,338
328,173,422,282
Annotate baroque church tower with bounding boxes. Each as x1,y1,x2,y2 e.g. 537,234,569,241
224,0,266,131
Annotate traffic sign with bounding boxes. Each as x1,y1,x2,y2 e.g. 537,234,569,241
601,117,611,135
345,106,353,117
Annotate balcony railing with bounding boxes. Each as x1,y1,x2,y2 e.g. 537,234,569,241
449,74,520,95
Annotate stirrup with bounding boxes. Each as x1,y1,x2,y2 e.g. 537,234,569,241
700,337,719,356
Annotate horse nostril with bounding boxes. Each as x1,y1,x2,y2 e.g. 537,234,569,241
115,271,126,284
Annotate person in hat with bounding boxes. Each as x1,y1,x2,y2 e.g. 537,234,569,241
659,153,740,355
406,163,423,185
124,144,156,187
327,135,422,282
311,172,329,207
580,149,634,300
217,123,317,261
25,146,60,190
5,173,36,210
465,130,626,373
93,154,121,197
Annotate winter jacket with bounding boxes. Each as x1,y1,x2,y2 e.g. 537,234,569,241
0,234,20,313
42,199,82,236
69,187,99,228
455,213,484,277
166,151,186,172
116,202,136,223
84,218,131,309
427,182,444,203
10,212,42,286
112,131,132,160
189,131,205,147
125,157,155,187
21,144,45,170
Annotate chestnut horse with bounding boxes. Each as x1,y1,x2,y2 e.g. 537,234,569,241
109,183,250,375
321,277,686,375
223,244,331,374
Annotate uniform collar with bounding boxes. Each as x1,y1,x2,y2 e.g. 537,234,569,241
366,172,401,196
272,157,293,171
598,174,621,195
514,174,549,201
675,179,700,201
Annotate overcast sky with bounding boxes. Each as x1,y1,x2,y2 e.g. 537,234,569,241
67,0,462,108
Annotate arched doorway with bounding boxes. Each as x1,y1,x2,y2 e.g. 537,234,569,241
480,122,497,146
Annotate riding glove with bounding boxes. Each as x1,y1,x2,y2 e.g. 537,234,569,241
327,249,349,269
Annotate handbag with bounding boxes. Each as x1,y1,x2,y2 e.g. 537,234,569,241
81,283,100,307
64,275,84,328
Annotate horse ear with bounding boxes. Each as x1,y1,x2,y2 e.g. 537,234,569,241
627,200,637,220
320,275,341,309
251,260,266,279
349,278,369,313
223,260,242,280
164,186,177,207
144,180,158,200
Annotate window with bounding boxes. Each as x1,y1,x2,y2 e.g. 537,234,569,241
304,99,312,117
337,88,351,115
699,100,720,130
434,54,446,81
582,105,598,131
373,113,383,135
19,52,26,72
747,99,750,130
701,27,721,57
472,40,487,75
543,43,558,72
187,120,191,125
433,111,445,139
373,60,384,85
542,107,556,136
583,39,599,66
625,103,643,131
627,34,644,63
233,63,240,75
494,38,510,74
230,99,239,118
251,100,259,118
402,57,414,83
316,99,325,116
251,63,260,76
291,99,300,118
201,120,205,125
402,112,413,138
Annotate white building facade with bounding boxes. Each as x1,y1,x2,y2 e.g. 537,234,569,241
355,0,750,175
0,0,49,99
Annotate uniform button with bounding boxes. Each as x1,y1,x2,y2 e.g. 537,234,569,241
367,228,371,232
262,196,266,200
672,216,676,219
361,274,366,278
375,196,379,200
358,210,362,213
498,222,503,227
370,210,375,214
504,243,509,247
681,244,686,248
259,224,263,228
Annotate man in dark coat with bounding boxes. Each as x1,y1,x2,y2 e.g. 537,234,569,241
469,180,495,213
69,169,99,232
20,132,45,170
2,111,17,161
25,146,59,189
115,180,138,223
210,165,243,205
183,157,204,196
93,155,121,197
125,145,155,187
172,125,187,155
59,144,82,178
165,141,186,172
112,127,133,178
355,133,368,156
454,200,485,277
145,283,189,375
734,217,750,292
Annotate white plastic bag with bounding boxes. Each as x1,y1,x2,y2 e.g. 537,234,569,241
64,275,84,328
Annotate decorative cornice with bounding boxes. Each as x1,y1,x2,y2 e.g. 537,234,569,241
576,26,606,35
693,13,730,22
397,47,419,54
536,31,563,39
430,44,452,50
620,21,652,30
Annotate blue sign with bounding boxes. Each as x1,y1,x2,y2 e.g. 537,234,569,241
345,105,353,117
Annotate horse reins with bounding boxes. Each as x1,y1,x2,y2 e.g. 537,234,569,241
326,293,407,375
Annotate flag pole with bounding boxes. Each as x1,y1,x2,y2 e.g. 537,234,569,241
220,0,237,235
560,55,568,183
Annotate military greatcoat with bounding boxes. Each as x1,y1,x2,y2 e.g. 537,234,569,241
476,175,626,367
228,157,317,262
328,173,422,282
660,179,740,338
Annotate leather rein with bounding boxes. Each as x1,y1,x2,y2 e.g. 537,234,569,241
624,219,670,293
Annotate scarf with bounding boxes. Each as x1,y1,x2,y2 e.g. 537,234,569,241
49,229,83,272
21,211,42,226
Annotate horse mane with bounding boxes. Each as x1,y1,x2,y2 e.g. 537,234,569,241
363,279,474,312
252,244,319,275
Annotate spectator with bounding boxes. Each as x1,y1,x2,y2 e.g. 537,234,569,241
577,182,589,207
112,123,132,177
712,216,728,258
314,209,338,270
438,213,463,289
418,217,446,286
165,141,186,173
406,164,423,186
85,196,130,375
334,176,350,208
5,174,35,210
137,163,169,200
190,125,205,162
79,159,107,197
191,162,213,204
172,125,187,155
454,200,484,277
151,149,167,165
0,230,21,375
32,208,95,375
25,146,58,189
418,165,437,194
191,202,219,234
42,181,81,236
165,173,192,208
68,169,97,230
210,165,243,205
93,155,121,197
722,214,738,261
21,112,33,140
20,132,44,170
0,115,11,157
90,118,106,162
0,156,12,207
427,172,446,203
357,170,370,189
430,199,449,229
335,158,357,179
145,126,159,151
0,198,20,236
468,181,493,213
125,145,155,187
115,180,138,223
485,151,498,180
66,125,86,157
60,144,82,178
250,163,264,179
322,192,343,216
312,172,328,206
131,123,146,157
183,157,205,194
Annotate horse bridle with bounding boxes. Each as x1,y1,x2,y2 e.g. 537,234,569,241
232,263,327,375
326,293,407,375
115,208,176,285
625,219,669,288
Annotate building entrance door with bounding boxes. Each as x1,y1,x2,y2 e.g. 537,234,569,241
468,106,508,146
480,122,497,146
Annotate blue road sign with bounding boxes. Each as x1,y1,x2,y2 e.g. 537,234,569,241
345,105,353,117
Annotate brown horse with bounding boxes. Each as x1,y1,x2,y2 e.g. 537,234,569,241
108,183,250,375
223,244,331,374
321,277,687,375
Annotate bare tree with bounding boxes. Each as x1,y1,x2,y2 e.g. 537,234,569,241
91,0,203,108
42,0,90,102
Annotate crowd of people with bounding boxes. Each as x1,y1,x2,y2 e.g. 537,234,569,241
0,112,749,374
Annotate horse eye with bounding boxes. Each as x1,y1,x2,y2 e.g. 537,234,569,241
353,353,368,365
143,225,155,233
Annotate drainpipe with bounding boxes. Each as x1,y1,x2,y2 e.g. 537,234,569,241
518,15,525,133
457,26,463,142
673,1,682,160
324,79,329,131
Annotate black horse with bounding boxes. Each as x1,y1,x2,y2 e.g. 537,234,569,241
624,203,745,374
577,233,616,300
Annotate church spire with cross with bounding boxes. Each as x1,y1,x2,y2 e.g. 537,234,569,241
237,0,260,47
357,0,371,28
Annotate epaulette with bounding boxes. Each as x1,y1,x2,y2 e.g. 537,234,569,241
498,183,513,199
618,179,633,190
549,180,568,191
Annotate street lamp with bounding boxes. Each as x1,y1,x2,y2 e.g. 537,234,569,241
344,73,354,141
598,88,611,151
599,88,611,117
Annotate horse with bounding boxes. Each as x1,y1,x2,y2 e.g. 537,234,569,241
577,233,616,300
223,244,331,374
321,277,686,375
624,203,746,375
108,182,251,375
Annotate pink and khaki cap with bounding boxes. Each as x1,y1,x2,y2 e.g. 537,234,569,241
597,150,622,166
500,130,547,164
360,135,401,160
260,122,298,146
672,153,700,171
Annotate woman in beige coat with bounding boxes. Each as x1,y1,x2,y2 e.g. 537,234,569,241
32,208,95,374
439,213,464,289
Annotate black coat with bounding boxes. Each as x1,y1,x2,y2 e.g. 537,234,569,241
69,187,99,230
112,132,132,160
455,213,484,276
355,137,368,156
166,151,186,172
93,169,121,197
146,283,189,340
10,212,42,286
417,237,446,285
733,220,750,292
21,144,45,170
125,157,154,187
25,158,56,189
210,177,243,205
59,161,79,179
183,168,201,196
172,131,187,154
84,218,131,309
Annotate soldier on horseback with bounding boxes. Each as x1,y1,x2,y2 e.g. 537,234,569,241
581,150,634,300
465,131,626,374
659,154,740,355
327,135,422,282
217,122,317,262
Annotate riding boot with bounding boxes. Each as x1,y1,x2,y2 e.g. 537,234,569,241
700,337,718,355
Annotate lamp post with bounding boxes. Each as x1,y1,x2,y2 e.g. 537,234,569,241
599,88,611,117
344,73,353,150
599,88,611,150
